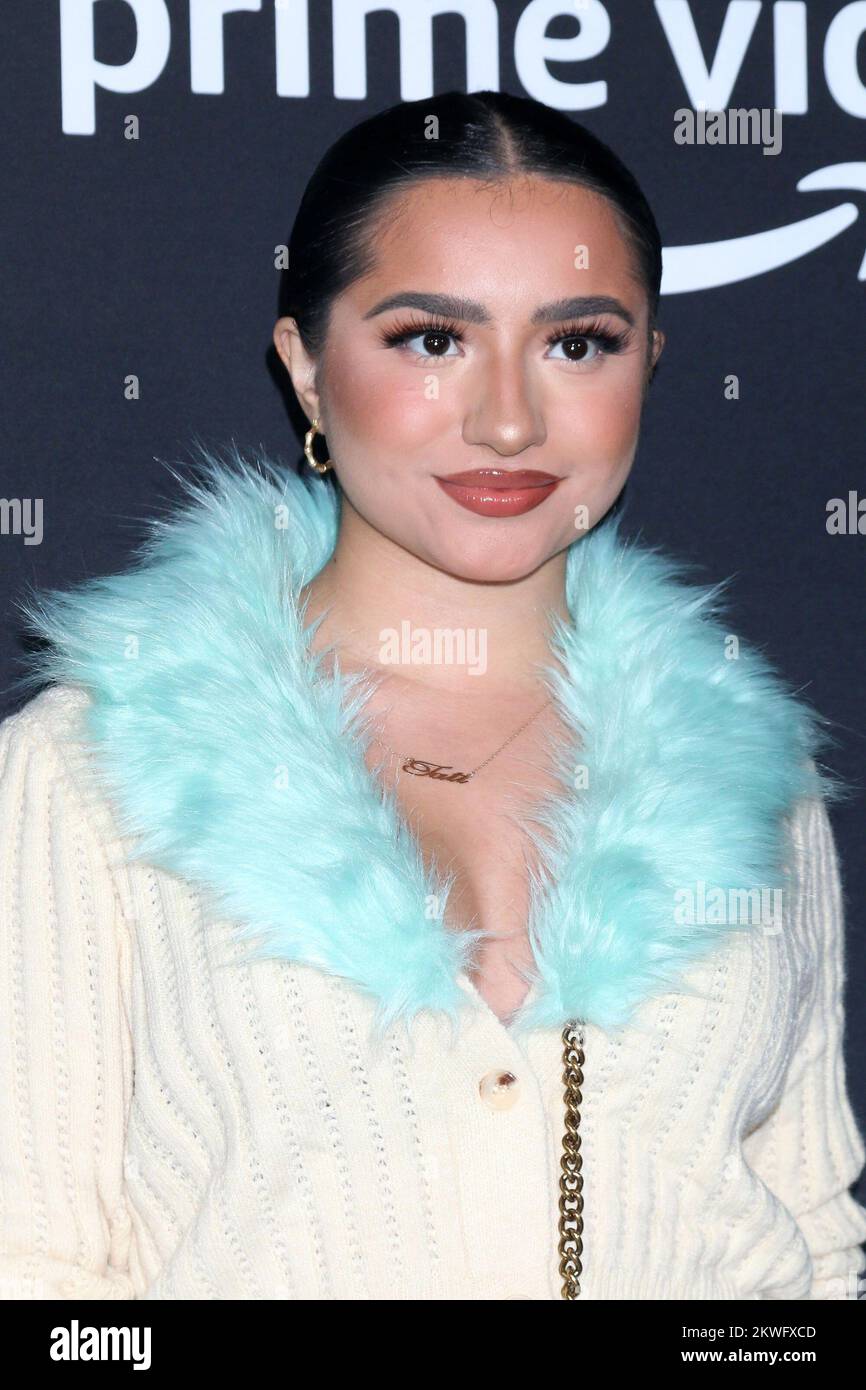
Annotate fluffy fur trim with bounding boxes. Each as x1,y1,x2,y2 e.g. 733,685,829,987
11,445,838,1041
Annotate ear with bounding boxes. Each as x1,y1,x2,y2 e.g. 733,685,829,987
650,327,666,371
643,327,666,398
273,316,323,425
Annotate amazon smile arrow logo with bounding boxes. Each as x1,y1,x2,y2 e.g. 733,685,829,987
662,162,866,292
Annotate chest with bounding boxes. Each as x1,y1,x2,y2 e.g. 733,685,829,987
366,717,572,1022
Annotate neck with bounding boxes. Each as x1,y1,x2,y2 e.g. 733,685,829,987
299,491,572,697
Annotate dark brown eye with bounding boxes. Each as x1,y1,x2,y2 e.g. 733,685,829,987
546,320,631,363
560,337,590,362
418,331,452,355
380,317,464,356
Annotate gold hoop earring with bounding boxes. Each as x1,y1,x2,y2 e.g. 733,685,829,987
304,417,333,474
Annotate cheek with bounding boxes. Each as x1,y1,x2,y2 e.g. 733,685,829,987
324,349,446,451
561,364,644,454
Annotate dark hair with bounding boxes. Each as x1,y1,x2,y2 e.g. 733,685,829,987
280,88,662,386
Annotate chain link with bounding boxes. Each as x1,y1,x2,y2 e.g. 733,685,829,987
558,1020,585,1299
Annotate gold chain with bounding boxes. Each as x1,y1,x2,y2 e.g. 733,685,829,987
370,700,550,783
558,1020,585,1299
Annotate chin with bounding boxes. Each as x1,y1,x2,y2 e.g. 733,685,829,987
421,534,568,585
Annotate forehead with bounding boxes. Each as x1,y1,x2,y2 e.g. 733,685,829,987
351,174,641,306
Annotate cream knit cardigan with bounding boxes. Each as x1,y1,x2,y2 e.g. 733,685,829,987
1,682,865,1301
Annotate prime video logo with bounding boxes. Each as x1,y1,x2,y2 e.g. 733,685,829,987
57,0,866,293
58,0,866,136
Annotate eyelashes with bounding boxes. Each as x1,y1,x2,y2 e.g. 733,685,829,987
377,314,631,364
378,315,463,354
552,318,631,357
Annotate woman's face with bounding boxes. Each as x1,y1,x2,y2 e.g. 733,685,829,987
275,175,664,583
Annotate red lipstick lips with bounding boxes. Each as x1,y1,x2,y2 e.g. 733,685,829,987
433,468,562,518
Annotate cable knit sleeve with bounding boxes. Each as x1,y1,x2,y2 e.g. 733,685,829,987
0,700,137,1299
743,792,866,1300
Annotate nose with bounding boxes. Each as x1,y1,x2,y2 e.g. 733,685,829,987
461,350,547,458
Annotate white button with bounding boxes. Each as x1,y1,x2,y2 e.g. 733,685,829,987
479,1069,520,1110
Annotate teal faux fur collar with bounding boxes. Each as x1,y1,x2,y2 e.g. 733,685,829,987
13,447,834,1041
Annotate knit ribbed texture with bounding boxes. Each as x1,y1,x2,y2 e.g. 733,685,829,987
2,684,865,1301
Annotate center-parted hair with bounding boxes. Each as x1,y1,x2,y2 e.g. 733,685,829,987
281,89,661,355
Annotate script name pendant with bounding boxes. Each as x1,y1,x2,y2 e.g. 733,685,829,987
401,758,471,784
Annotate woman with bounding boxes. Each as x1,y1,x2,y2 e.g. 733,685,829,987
2,90,865,1301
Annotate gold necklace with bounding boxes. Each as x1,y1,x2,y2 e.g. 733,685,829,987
370,699,551,784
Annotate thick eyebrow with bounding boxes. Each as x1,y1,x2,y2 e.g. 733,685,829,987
361,291,636,329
